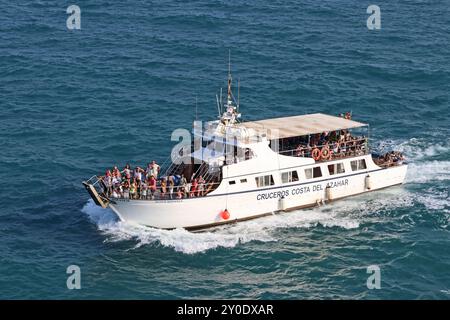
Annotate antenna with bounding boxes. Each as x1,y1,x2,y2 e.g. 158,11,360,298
227,50,232,104
228,49,231,78
220,87,223,113
216,94,221,117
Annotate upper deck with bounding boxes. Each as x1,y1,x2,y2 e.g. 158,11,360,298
238,113,367,140
201,113,367,145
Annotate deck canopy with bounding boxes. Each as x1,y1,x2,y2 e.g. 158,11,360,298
239,113,367,140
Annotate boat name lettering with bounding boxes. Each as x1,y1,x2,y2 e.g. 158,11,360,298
256,179,349,200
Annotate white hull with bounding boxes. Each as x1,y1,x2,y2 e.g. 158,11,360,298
109,155,407,230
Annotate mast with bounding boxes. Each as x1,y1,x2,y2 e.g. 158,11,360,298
219,88,223,114
216,51,242,126
227,50,232,107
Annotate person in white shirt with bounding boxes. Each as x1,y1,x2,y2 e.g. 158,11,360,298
149,160,160,179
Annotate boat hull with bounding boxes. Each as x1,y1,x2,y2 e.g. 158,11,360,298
108,164,408,230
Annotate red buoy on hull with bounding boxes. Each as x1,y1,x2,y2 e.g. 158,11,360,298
220,209,230,220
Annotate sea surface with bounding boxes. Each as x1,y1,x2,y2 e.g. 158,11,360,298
0,0,449,299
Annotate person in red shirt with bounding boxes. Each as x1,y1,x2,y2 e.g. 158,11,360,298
190,179,198,197
148,175,157,199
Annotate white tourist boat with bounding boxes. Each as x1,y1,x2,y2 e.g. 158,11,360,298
83,68,407,231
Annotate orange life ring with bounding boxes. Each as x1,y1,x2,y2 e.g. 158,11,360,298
321,147,331,160
311,148,321,161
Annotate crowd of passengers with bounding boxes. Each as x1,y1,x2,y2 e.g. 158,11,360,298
101,160,216,200
276,112,366,160
289,129,367,160
373,151,406,167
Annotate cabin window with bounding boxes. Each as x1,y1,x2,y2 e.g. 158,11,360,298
351,159,367,171
228,180,236,185
328,163,345,175
255,175,274,187
240,178,247,183
281,171,299,183
305,167,322,179
313,167,322,178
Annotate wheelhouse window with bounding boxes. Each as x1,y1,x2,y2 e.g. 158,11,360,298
255,175,274,187
328,163,345,175
305,167,322,179
351,159,367,171
281,171,299,183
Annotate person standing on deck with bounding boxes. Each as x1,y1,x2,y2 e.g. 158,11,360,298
134,167,144,198
176,187,183,199
113,166,122,182
197,176,205,197
122,179,130,199
141,181,147,200
130,179,137,199
168,175,175,199
122,164,131,180
160,177,167,198
148,175,157,199
103,170,112,197
134,167,143,182
149,160,160,179
180,174,188,198
190,179,198,197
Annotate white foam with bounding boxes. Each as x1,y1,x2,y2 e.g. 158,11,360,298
81,200,275,254
375,137,449,162
367,137,450,218
415,189,450,213
375,137,450,184
81,200,359,254
406,161,450,184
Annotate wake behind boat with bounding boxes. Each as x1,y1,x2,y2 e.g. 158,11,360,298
83,66,407,231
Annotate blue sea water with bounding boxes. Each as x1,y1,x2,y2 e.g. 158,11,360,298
0,0,449,299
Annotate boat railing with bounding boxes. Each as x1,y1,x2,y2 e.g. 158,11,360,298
279,137,369,161
193,161,209,179
162,146,190,177
85,174,103,187
108,181,222,201
83,175,111,205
